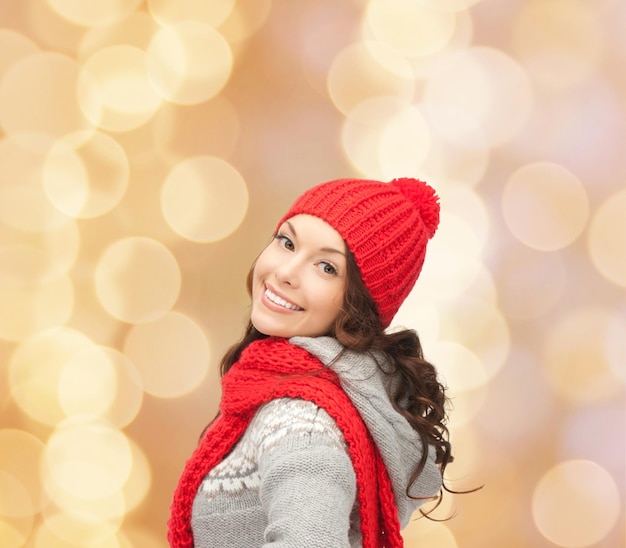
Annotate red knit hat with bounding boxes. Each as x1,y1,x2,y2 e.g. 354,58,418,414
277,177,440,328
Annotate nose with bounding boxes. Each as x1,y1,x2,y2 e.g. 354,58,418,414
275,256,300,287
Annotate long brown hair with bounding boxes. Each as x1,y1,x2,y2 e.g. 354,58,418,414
220,244,457,515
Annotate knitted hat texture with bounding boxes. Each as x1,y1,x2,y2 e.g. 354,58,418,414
277,177,440,328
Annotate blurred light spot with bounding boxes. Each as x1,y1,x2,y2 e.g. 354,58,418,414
327,42,415,117
496,245,567,320
533,460,620,547
46,0,142,27
161,156,249,243
43,131,129,218
411,211,485,301
418,131,489,188
0,271,74,342
219,0,273,46
146,22,233,105
95,237,181,323
423,102,487,152
299,4,363,96
424,47,532,147
402,519,457,546
0,430,46,517
429,340,488,426
511,79,625,185
41,479,125,527
409,7,474,81
123,312,210,398
9,327,94,425
119,525,170,548
153,97,240,163
0,53,93,138
476,347,556,451
430,341,487,391
431,0,482,10
58,346,121,420
587,189,626,287
605,305,625,383
560,405,626,493
392,303,441,349
0,29,39,77
0,217,79,284
342,96,413,178
439,297,510,381
43,417,132,501
512,0,604,91
0,518,30,548
98,350,143,428
440,185,490,249
35,510,121,547
147,0,235,27
0,134,72,232
454,445,523,538
365,0,457,58
439,425,482,495
0,472,31,519
24,0,85,54
543,308,622,404
502,162,589,251
378,104,431,178
447,385,488,429
121,438,152,514
78,45,162,132
79,12,160,60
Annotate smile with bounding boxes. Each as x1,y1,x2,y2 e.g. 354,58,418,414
264,287,304,311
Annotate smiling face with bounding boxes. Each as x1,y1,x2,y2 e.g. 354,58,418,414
250,214,347,339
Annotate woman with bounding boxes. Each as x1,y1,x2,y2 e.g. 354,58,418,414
168,177,453,547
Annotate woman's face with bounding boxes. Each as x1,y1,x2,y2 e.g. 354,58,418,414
250,214,346,338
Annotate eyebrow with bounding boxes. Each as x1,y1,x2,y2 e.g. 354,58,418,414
285,220,346,256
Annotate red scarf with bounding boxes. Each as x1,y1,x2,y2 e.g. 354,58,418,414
167,337,403,547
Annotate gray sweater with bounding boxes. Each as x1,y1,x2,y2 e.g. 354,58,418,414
191,336,442,547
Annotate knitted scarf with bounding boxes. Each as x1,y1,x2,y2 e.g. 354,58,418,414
167,337,403,547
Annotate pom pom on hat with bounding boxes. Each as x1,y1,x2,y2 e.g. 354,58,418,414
277,177,440,328
390,178,440,239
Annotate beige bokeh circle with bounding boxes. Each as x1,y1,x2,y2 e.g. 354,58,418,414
78,45,162,132
365,0,457,58
95,237,181,324
123,311,210,398
42,417,132,502
0,52,93,138
532,459,620,547
502,162,589,251
8,327,94,425
146,21,233,105
424,47,532,147
587,189,626,287
0,430,47,519
161,156,249,243
327,41,415,117
46,0,142,27
42,131,129,219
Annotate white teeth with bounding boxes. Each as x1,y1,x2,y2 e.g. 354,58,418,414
265,288,302,310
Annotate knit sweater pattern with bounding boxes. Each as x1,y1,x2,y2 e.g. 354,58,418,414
168,336,441,547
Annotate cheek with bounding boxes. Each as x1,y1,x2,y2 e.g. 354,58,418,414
252,250,272,281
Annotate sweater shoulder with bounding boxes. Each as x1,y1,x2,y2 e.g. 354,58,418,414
252,397,347,459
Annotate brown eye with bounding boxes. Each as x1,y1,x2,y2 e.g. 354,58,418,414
275,234,294,251
318,261,338,276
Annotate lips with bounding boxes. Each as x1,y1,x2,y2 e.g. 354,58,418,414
264,285,303,311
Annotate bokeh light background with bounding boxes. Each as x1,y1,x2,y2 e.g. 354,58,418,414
0,0,624,546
